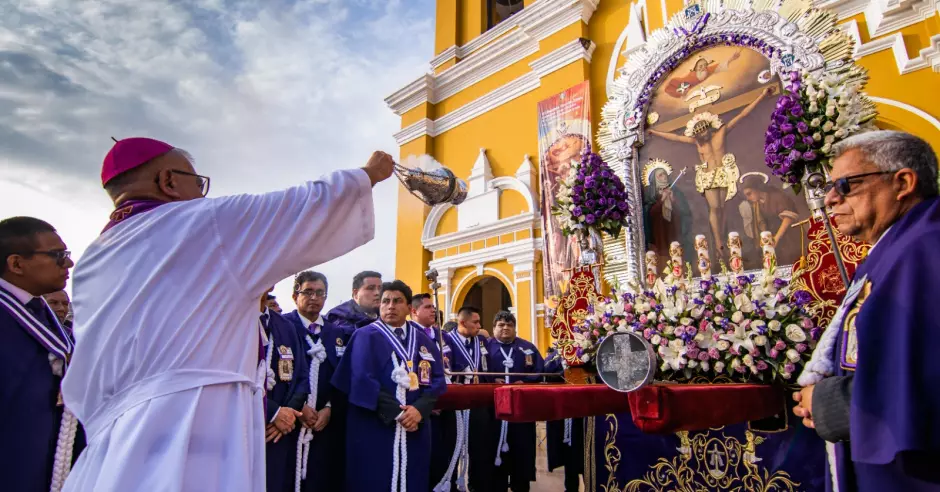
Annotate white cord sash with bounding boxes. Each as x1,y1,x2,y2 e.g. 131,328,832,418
494,346,513,466
296,334,326,492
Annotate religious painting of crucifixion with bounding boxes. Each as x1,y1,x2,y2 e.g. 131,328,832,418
640,45,811,273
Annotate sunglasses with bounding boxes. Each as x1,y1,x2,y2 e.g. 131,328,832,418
156,170,211,196
824,171,893,197
21,250,71,266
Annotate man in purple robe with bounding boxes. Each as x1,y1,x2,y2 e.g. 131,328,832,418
282,271,342,492
331,280,446,491
0,217,83,491
260,289,309,492
793,131,940,491
433,306,498,492
323,270,382,338
486,311,544,492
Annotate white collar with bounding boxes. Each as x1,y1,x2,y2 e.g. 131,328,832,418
868,225,893,254
0,277,36,305
298,312,323,331
455,330,472,345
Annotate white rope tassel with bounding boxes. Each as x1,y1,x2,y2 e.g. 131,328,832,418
390,354,411,492
563,418,572,446
457,410,470,491
433,408,465,492
49,408,78,492
494,352,513,466
296,336,326,492
264,333,276,392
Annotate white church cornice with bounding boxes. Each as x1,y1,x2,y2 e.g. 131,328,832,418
841,19,940,74
386,0,599,117
393,37,595,145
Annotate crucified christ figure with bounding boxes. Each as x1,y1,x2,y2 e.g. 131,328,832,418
647,85,776,252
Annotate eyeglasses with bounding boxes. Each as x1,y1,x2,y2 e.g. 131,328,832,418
824,171,893,197
296,289,327,299
21,250,71,266
156,170,211,196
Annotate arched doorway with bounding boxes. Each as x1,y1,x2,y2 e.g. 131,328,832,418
461,275,513,331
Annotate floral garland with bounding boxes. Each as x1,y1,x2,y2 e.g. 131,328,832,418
764,68,876,189
564,269,820,385
552,144,630,238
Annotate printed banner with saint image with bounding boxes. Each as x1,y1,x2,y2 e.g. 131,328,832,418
538,81,591,304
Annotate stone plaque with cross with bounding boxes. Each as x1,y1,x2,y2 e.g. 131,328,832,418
596,332,656,392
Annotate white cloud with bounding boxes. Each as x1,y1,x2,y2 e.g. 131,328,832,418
0,0,434,310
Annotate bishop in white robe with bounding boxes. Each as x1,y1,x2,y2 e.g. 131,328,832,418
61,137,393,491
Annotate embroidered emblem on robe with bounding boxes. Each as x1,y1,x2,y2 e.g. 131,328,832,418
841,280,871,370
419,360,431,385
278,345,294,381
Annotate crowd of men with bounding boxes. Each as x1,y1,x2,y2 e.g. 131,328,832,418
0,232,584,491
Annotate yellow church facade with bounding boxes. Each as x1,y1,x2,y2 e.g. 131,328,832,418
387,0,940,353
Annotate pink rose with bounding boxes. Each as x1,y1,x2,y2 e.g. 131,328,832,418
643,328,652,338
756,360,769,371
715,305,725,314
704,294,714,303
774,340,787,351
729,346,739,355
593,329,600,337
713,332,721,341
625,313,635,323
784,363,796,373
769,348,779,358
801,318,813,329
660,337,668,346
704,310,713,318
657,323,665,331
624,304,634,312
686,347,699,359
639,315,648,324
796,343,808,353
699,319,710,331
708,348,720,359
750,348,760,357
698,351,710,362
675,326,686,337
735,364,747,373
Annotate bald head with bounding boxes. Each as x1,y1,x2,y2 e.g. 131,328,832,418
104,149,207,205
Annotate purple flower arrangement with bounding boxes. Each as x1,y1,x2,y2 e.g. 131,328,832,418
558,269,819,385
552,144,630,239
764,69,876,190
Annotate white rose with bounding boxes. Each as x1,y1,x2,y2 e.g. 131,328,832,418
777,305,792,316
781,371,792,379
731,311,744,324
688,359,699,368
824,135,835,144
730,357,742,370
816,90,826,101
581,354,591,363
754,335,768,347
821,143,832,154
825,106,836,117
716,340,731,351
835,128,847,138
680,317,692,326
714,361,726,373
785,324,807,342
808,102,819,113
664,325,675,335
648,312,658,323
743,354,754,366
715,290,727,302
813,132,822,141
822,121,834,132
751,320,766,330
694,332,706,343
651,334,662,345
768,320,782,332
786,348,800,362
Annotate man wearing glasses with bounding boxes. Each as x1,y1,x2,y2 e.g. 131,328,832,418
60,137,393,491
283,271,344,492
794,131,940,491
0,216,84,491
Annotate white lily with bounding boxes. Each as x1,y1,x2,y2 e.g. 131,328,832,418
720,322,756,355
659,339,688,371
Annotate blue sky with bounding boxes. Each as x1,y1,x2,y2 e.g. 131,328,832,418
0,0,435,309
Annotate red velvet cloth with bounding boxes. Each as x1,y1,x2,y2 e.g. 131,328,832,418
434,384,500,411
492,383,784,434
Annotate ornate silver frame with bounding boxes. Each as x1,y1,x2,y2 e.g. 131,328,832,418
598,2,849,288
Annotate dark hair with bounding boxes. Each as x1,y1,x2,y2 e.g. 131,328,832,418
294,270,328,293
457,306,480,319
353,270,382,291
740,175,768,193
493,310,516,326
380,280,413,305
266,294,276,300
411,293,432,309
0,217,57,275
442,321,458,333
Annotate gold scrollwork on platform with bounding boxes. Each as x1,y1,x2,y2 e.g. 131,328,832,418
600,396,798,492
621,430,800,492
551,267,602,366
